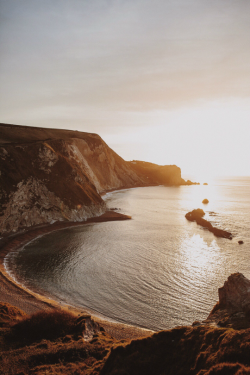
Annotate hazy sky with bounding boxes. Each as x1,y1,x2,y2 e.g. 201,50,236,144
1,0,250,178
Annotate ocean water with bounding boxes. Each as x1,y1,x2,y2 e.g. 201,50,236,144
5,177,250,331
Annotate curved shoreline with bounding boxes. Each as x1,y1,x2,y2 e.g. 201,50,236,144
0,211,154,340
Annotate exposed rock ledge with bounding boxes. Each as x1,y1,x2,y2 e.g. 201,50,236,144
185,208,232,239
204,273,250,329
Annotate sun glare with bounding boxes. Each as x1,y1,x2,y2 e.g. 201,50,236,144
180,234,221,278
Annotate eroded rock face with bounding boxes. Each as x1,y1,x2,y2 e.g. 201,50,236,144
218,273,250,313
0,125,147,234
205,273,250,329
0,136,108,234
0,177,105,234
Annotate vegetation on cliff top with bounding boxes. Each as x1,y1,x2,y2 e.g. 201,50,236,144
1,301,250,375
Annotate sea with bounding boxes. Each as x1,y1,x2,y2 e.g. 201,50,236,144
4,177,250,331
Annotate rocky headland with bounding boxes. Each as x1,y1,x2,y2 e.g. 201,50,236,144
0,123,198,236
185,208,233,239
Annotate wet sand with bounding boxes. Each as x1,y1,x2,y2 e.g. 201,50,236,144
0,211,153,340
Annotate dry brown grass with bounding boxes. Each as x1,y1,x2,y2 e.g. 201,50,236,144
0,308,125,375
7,310,77,347
101,326,250,375
2,306,250,375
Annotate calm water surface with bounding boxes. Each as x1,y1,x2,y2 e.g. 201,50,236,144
5,177,250,331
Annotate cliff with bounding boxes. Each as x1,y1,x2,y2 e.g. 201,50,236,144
128,160,185,186
0,123,192,235
0,123,142,234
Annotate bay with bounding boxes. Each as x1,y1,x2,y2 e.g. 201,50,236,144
5,177,250,331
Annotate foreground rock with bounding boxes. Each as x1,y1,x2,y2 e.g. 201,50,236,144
185,209,233,239
204,273,250,329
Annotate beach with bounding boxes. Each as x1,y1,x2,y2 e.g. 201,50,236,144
0,211,153,340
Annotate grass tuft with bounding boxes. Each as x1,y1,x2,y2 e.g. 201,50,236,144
8,309,76,346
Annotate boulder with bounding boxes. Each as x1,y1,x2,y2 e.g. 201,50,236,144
204,273,250,329
185,209,232,239
218,273,250,312
185,209,205,221
238,240,244,245
202,199,209,204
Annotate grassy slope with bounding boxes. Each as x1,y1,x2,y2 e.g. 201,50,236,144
1,303,250,375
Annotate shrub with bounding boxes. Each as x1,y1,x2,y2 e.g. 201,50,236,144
9,309,76,345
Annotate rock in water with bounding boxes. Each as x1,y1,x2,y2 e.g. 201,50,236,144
185,208,205,221
185,209,232,239
202,199,209,204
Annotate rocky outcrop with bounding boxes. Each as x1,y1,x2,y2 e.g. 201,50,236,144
0,139,107,234
185,209,233,239
0,302,26,327
0,123,195,235
205,273,250,329
202,198,209,204
101,274,250,374
218,273,250,312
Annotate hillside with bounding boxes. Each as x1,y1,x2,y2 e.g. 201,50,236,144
1,274,250,375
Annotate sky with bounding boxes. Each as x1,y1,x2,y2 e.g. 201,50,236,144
0,0,250,179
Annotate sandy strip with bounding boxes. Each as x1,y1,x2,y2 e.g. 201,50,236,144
0,211,154,340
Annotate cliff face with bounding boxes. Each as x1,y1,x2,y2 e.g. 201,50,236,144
205,273,250,329
0,139,106,234
0,124,147,235
0,123,189,235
